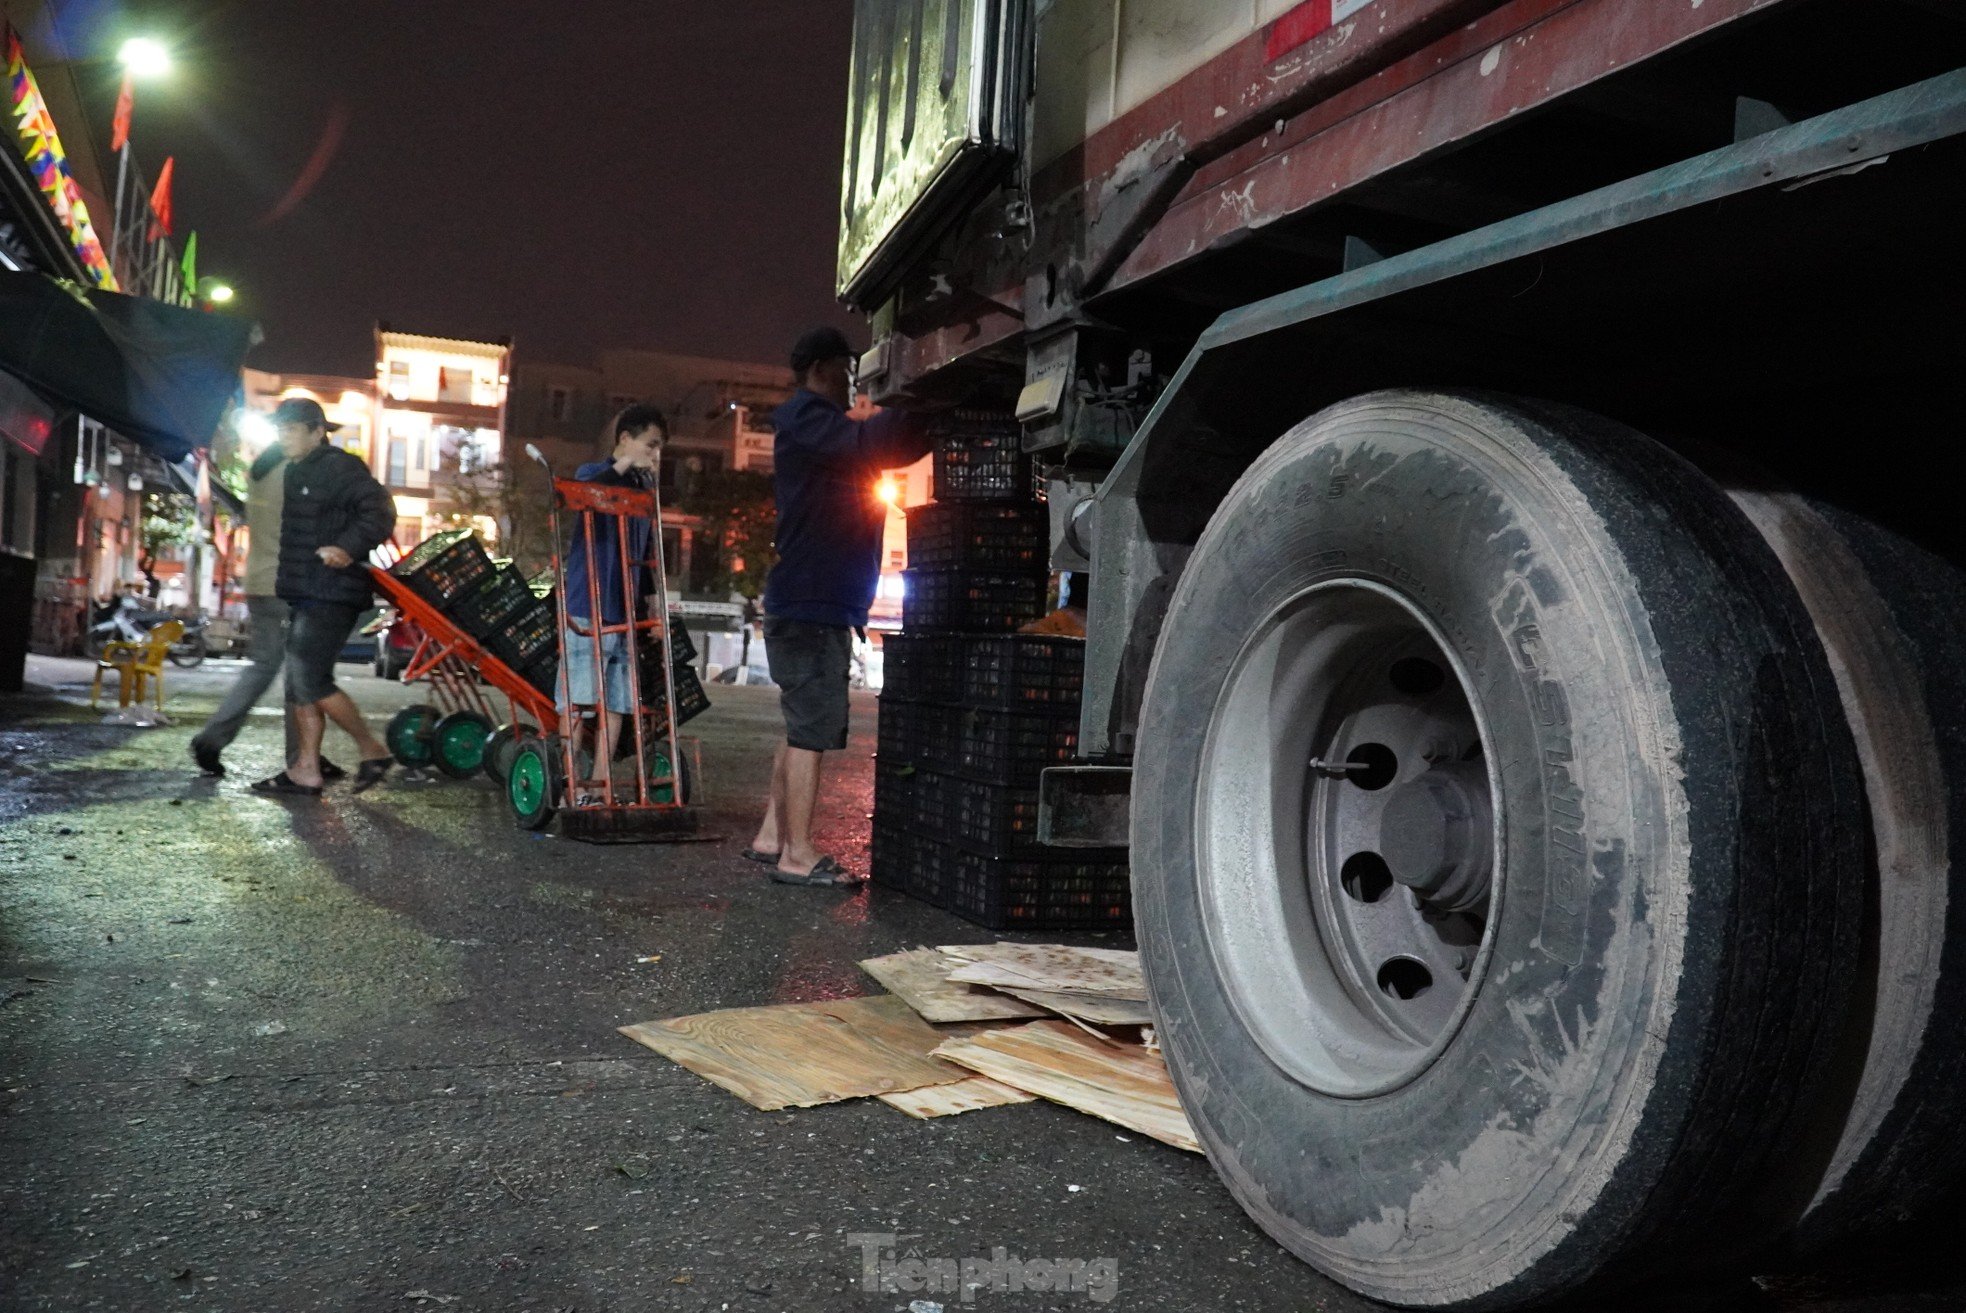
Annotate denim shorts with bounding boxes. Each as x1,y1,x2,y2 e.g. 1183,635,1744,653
559,626,634,715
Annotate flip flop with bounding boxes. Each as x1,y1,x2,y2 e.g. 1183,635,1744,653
350,756,394,795
249,771,322,798
740,847,781,865
319,758,349,781
769,855,862,887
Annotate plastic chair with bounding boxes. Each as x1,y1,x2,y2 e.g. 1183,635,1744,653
92,619,184,713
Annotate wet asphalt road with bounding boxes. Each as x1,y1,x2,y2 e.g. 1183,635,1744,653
1,656,1959,1313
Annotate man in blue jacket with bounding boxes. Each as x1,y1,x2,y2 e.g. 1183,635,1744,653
560,404,666,766
747,327,929,886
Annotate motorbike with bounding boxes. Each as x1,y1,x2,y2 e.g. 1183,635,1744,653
86,595,210,668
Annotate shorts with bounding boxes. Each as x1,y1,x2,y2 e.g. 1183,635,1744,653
285,601,361,705
765,616,851,752
560,626,634,715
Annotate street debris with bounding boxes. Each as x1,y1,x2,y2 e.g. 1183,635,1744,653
250,1020,287,1038
932,1021,1200,1153
403,1293,459,1306
618,995,972,1110
857,947,1046,1023
878,1076,1034,1119
621,942,1192,1149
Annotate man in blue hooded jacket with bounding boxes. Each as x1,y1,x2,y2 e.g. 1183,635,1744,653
747,327,929,886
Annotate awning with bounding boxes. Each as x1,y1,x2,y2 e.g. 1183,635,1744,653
0,269,256,462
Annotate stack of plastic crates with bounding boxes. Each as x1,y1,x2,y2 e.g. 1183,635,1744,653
873,411,1127,930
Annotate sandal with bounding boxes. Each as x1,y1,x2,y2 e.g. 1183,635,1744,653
249,771,322,798
740,847,781,865
350,756,394,794
769,855,862,887
319,758,349,782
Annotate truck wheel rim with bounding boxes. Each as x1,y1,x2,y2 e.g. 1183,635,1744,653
510,750,547,816
1197,579,1500,1098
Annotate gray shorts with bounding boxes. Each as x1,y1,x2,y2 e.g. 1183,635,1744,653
285,602,361,705
765,617,851,752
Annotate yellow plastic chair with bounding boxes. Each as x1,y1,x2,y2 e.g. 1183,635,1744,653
92,619,183,713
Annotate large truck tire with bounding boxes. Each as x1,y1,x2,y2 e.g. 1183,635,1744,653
1131,390,1866,1309
1728,491,1966,1249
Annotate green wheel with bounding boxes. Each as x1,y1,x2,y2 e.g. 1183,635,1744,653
507,738,557,830
385,704,440,767
642,739,697,805
483,723,525,784
432,710,495,779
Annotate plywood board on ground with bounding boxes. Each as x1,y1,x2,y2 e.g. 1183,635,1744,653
933,1020,1200,1152
878,1076,1035,1119
859,948,1048,1024
939,943,1146,1001
619,994,970,1111
996,986,1155,1027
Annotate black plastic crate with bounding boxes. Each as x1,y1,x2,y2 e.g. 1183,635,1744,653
876,699,962,775
392,528,494,609
870,823,913,894
485,596,558,672
963,634,1087,709
931,413,1031,502
948,775,1129,859
880,633,964,704
957,707,1080,785
663,612,698,668
520,653,558,697
449,565,536,641
649,662,712,726
871,823,952,906
906,501,1047,571
903,570,1049,633
945,850,1132,931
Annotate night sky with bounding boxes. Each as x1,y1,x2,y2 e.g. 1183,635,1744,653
47,0,859,377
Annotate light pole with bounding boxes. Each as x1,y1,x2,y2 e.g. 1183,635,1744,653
109,37,171,291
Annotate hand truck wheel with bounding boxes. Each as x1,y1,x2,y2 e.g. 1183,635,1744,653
432,710,495,779
507,735,560,831
385,704,441,768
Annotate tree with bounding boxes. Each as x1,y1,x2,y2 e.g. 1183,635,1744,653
138,491,199,599
676,468,776,599
440,437,556,573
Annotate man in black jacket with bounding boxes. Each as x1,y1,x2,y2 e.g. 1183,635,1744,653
250,397,396,797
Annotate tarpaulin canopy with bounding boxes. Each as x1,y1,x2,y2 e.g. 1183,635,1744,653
0,269,256,461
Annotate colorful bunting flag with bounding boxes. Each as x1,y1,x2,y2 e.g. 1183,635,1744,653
3,22,118,289
180,230,197,295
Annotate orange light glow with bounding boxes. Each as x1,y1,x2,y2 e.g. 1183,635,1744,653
876,476,901,506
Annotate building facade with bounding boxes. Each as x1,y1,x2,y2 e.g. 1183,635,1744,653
373,326,511,549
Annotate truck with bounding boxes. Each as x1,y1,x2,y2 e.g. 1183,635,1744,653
835,2,1966,1309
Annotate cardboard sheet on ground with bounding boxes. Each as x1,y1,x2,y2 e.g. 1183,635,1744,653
619,995,971,1111
933,1020,1202,1153
938,943,1147,1001
858,948,1048,1024
878,1077,1035,1119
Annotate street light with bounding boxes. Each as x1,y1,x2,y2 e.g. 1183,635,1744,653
116,38,171,80
204,282,234,305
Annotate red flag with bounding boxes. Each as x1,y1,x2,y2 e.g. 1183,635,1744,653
148,155,174,238
110,71,133,152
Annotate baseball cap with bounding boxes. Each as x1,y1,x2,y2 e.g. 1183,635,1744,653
790,326,855,374
269,396,337,431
